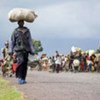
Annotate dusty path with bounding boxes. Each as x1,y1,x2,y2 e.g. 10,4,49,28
6,71,100,100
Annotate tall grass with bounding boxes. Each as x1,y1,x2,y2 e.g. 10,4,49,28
0,77,24,100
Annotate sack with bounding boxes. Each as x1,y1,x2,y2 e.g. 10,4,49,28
89,50,95,57
8,8,37,22
73,59,80,67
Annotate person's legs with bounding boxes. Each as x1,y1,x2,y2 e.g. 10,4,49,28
16,52,26,84
21,52,28,83
89,64,92,72
56,64,60,73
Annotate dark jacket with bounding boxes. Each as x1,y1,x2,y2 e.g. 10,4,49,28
11,27,34,54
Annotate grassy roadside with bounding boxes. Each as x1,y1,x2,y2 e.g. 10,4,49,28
0,77,24,100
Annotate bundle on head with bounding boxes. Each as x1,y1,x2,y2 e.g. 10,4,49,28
73,59,80,67
8,8,37,23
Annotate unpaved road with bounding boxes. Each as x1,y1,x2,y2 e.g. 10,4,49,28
7,71,100,100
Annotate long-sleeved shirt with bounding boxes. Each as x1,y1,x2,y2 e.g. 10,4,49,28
11,26,35,54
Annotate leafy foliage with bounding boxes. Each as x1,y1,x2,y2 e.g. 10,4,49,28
96,47,100,53
32,39,43,53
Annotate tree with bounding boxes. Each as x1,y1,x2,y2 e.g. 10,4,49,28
96,47,100,53
32,39,43,53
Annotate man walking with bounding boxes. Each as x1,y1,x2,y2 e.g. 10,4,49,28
11,20,35,84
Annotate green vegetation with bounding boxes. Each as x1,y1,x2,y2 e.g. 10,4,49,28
0,77,24,100
96,47,100,53
32,39,43,53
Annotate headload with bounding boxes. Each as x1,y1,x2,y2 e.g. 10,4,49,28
8,8,37,23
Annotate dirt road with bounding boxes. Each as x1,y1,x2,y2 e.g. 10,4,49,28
7,71,100,100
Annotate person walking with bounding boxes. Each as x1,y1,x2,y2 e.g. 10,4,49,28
11,20,35,84
9,8,37,84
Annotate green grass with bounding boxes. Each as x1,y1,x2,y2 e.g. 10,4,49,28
0,77,24,100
